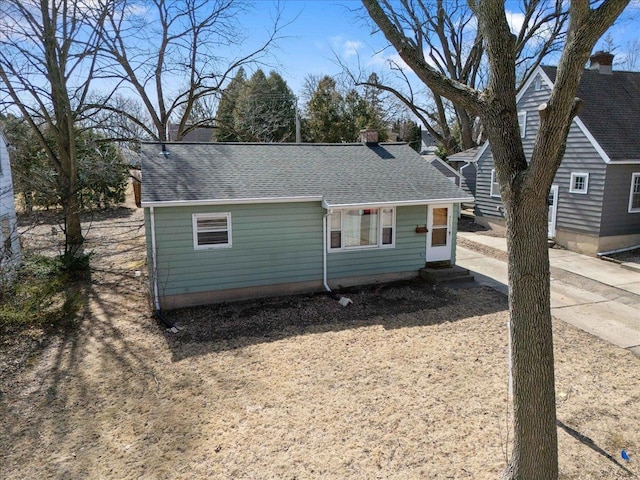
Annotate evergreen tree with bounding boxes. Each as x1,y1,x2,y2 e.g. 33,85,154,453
214,68,246,141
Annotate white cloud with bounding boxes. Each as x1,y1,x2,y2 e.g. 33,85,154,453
506,11,526,35
328,36,365,59
343,40,364,58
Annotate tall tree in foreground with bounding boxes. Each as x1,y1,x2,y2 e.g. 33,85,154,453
362,0,630,478
352,0,567,154
0,0,109,259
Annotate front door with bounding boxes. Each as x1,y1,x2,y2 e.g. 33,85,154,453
426,204,452,262
548,185,558,238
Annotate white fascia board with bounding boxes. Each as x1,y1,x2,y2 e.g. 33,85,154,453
141,195,323,208
322,197,474,210
431,157,461,177
519,67,613,165
572,116,612,164
516,66,554,104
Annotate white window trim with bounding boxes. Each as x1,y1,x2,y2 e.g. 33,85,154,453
518,111,527,138
192,212,232,250
534,78,542,91
629,173,640,213
328,207,396,252
569,172,589,194
490,169,501,198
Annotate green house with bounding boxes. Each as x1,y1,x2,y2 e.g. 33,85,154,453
141,135,472,309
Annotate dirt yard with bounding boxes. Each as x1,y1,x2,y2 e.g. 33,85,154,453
1,197,639,479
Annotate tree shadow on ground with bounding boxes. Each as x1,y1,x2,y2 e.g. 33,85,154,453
556,420,636,477
162,280,508,362
0,206,172,479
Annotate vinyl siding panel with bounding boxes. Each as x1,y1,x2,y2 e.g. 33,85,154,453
327,205,427,279
600,165,640,236
0,132,21,274
476,72,606,236
148,203,432,299
151,202,324,297
460,163,476,197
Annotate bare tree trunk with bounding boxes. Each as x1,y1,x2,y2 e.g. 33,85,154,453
503,194,558,479
63,191,84,257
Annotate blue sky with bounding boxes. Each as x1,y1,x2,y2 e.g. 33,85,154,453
244,1,640,97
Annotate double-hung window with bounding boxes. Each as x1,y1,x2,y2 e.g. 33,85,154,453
629,173,640,213
193,213,232,249
329,207,395,251
569,172,589,194
518,111,527,138
490,169,501,198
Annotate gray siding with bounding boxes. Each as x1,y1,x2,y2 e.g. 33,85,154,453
600,165,640,236
476,72,607,236
460,163,476,197
147,202,435,300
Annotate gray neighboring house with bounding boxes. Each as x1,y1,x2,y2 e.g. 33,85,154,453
475,52,640,255
167,124,216,142
448,147,481,198
0,129,21,280
141,134,473,309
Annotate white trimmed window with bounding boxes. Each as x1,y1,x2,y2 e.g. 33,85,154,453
490,169,501,198
569,172,589,194
534,78,542,91
193,213,232,249
328,207,395,251
518,111,527,138
629,173,640,213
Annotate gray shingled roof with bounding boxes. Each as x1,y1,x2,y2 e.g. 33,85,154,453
542,66,640,161
140,142,473,207
448,147,482,163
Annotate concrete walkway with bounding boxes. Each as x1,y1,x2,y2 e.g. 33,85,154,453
456,232,640,356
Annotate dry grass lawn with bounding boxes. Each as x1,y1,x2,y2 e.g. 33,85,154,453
1,199,639,479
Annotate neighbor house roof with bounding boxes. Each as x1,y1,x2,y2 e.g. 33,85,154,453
140,142,473,208
448,146,482,163
541,66,640,161
167,124,216,142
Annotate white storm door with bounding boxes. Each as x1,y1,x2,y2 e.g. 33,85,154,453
548,185,558,238
426,204,453,262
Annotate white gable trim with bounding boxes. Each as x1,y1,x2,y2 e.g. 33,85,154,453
516,66,554,104
430,157,461,178
572,116,611,164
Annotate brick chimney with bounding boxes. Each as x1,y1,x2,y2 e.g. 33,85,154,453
589,51,614,75
360,127,378,145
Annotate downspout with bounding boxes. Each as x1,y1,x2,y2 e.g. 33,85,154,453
149,206,160,311
149,206,175,329
322,211,331,292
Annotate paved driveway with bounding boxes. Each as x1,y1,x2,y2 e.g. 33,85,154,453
456,232,640,356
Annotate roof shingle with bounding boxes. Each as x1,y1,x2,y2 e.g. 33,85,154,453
542,66,640,161
140,142,472,207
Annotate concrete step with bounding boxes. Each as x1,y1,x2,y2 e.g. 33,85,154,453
419,265,475,285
